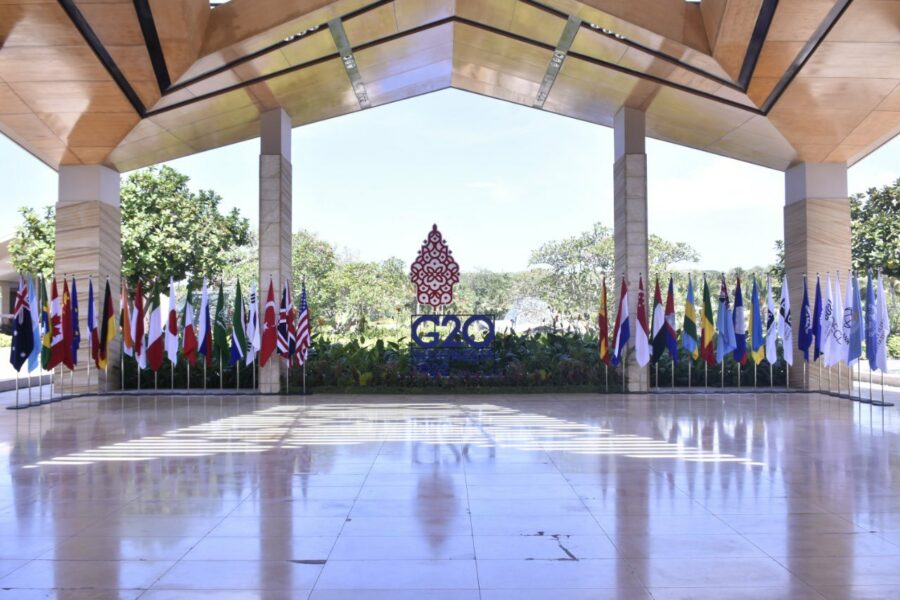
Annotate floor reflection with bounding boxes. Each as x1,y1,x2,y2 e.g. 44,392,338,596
0,393,896,598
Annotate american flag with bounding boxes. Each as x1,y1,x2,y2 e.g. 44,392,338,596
296,284,311,366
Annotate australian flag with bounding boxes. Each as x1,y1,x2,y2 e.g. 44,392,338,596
10,277,34,372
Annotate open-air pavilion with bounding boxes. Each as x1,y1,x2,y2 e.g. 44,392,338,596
0,0,899,597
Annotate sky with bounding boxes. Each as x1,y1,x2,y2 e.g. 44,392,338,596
1,88,897,273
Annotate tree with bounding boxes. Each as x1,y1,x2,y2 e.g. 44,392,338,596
455,270,515,316
8,206,55,277
10,166,252,289
852,178,900,277
528,222,699,328
291,229,338,321
121,166,251,288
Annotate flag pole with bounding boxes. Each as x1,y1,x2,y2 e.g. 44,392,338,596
252,358,256,391
236,361,240,390
704,361,707,391
688,360,691,389
27,372,31,406
203,360,207,390
786,363,790,390
170,360,174,391
219,356,223,390
303,363,306,395
14,372,19,409
137,358,141,391
154,370,158,391
769,362,773,391
187,363,191,390
105,364,108,394
655,362,659,389
737,363,741,389
671,361,674,390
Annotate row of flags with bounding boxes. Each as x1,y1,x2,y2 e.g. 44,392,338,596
9,275,313,375
597,271,892,373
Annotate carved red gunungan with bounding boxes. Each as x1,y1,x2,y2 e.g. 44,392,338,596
410,224,460,308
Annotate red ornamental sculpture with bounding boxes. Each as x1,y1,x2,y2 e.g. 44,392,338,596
410,224,460,307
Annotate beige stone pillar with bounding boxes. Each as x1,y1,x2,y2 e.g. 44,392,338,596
258,108,292,394
613,106,649,392
55,165,122,393
784,162,851,390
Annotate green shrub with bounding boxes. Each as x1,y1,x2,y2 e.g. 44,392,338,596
888,335,900,359
0,333,10,348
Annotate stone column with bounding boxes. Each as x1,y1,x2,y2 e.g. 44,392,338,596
784,162,851,390
55,165,122,392
258,108,292,394
613,106,649,392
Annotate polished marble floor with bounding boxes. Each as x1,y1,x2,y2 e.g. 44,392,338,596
0,391,899,599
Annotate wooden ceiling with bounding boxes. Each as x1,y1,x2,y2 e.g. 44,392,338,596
0,0,896,172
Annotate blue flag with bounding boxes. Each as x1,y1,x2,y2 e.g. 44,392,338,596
71,276,80,366
812,275,822,361
715,277,736,363
848,272,863,365
865,269,878,370
798,275,812,362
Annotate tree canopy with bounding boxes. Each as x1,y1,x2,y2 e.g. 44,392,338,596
852,178,900,277
11,166,252,288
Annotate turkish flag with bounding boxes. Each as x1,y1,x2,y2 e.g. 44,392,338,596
259,279,277,367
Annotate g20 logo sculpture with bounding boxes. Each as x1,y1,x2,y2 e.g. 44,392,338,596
408,225,495,376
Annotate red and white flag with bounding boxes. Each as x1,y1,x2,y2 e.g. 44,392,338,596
260,278,277,367
165,277,179,364
146,283,164,372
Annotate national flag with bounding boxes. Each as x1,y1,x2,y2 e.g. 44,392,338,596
146,283,164,372
812,274,823,361
875,271,890,372
260,278,278,367
121,281,134,358
598,277,611,366
88,277,99,367
46,278,65,370
715,276,736,363
229,280,246,366
634,276,651,368
663,276,678,362
651,277,666,362
296,283,311,367
62,278,74,369
41,278,52,369
798,275,813,363
700,274,716,366
213,283,229,366
765,276,777,364
197,278,212,366
9,276,34,372
132,280,146,369
27,275,40,373
733,277,747,365
611,277,630,367
277,279,290,357
847,272,862,365
182,286,198,367
749,276,765,364
98,279,115,370
70,277,80,368
166,277,179,365
682,274,699,360
779,274,793,366
245,285,261,366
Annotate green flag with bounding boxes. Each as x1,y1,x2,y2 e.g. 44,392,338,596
213,283,229,365
40,277,50,370
229,281,246,366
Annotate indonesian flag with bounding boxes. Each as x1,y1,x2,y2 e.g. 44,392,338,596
165,277,179,364
132,280,146,369
611,276,630,366
146,283,164,372
635,275,651,367
259,278,277,367
182,286,198,367
98,280,115,370
46,278,65,370
121,281,134,357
